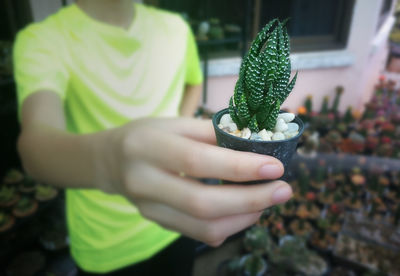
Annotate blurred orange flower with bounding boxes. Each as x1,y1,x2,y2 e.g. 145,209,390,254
298,106,307,115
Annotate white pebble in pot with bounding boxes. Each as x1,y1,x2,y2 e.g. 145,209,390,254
284,131,299,139
250,133,262,141
278,113,295,123
287,122,299,133
272,132,285,141
258,129,272,141
220,114,233,127
275,118,288,132
227,123,238,132
241,128,251,139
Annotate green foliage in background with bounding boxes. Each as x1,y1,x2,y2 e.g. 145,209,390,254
229,19,297,132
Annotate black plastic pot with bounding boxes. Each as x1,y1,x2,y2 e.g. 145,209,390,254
212,108,304,182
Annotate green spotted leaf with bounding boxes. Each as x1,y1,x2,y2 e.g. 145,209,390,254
229,96,244,129
248,115,260,133
278,71,298,104
237,93,251,127
229,18,296,132
266,100,281,131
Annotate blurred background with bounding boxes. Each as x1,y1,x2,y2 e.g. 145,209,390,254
1,0,400,275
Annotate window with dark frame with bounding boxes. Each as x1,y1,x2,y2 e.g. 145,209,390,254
154,0,355,57
155,0,250,59
257,0,355,52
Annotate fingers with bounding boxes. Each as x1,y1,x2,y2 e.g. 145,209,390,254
139,132,283,182
125,165,292,219
146,118,217,145
165,178,292,219
127,117,283,182
173,118,216,145
136,200,262,246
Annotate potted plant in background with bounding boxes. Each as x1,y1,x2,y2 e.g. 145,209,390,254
19,176,37,193
269,236,328,276
241,225,271,276
212,19,303,177
3,169,24,185
281,198,296,218
35,184,58,202
0,211,15,232
12,196,38,218
310,159,327,190
0,185,20,207
310,218,336,252
326,203,343,234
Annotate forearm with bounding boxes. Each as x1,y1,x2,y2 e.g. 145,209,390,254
180,84,202,117
18,124,113,191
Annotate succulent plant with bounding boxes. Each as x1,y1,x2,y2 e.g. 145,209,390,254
35,184,58,201
0,211,14,232
243,254,267,276
0,186,17,203
269,235,328,275
15,196,33,211
304,95,313,114
343,106,354,124
331,86,344,114
243,225,271,254
19,176,37,193
36,185,54,196
228,19,297,132
320,96,330,114
3,169,24,184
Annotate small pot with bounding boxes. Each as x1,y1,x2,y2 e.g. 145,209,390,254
240,254,268,276
212,108,304,182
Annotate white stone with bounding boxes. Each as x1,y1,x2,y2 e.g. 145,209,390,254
227,123,237,132
241,128,251,139
275,118,288,132
220,114,233,127
287,122,299,133
278,113,295,123
284,131,299,139
250,133,262,141
265,130,274,137
218,124,224,129
272,132,285,141
258,129,272,141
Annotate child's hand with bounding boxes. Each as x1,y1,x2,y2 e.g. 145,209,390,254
104,117,292,246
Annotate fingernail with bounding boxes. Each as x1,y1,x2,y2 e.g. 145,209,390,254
259,163,283,179
272,186,292,204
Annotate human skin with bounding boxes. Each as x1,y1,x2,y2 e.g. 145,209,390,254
17,0,293,246
180,84,203,117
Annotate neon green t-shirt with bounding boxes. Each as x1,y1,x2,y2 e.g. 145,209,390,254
13,3,203,273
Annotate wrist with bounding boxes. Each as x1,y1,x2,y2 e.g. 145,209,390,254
88,129,121,193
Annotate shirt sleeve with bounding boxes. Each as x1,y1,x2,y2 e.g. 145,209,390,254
13,24,69,112
184,25,203,86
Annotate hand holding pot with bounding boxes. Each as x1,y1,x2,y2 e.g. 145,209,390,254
105,117,292,246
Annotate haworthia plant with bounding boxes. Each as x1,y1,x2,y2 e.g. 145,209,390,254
229,19,297,132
